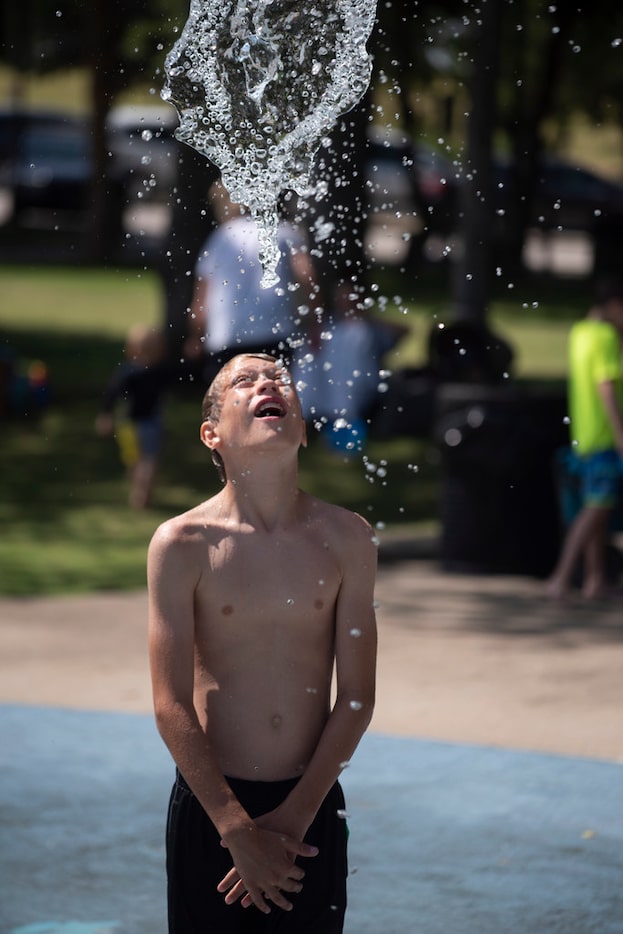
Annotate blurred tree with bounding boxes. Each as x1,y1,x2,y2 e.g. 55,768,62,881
158,142,219,365
451,0,503,323
4,0,623,329
0,0,187,92
497,1,579,276
369,0,623,316
1,0,189,263
0,0,219,360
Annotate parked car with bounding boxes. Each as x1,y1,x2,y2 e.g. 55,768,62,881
363,126,458,264
364,124,623,241
105,104,179,201
0,110,91,216
495,156,623,233
0,105,179,224
365,125,455,221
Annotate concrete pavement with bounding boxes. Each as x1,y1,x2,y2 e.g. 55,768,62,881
1,557,622,933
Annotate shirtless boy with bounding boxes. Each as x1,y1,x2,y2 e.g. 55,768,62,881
148,353,377,932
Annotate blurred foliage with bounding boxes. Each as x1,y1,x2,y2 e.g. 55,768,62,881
3,1,623,148
1,0,188,92
3,1,623,307
0,264,582,596
0,265,438,596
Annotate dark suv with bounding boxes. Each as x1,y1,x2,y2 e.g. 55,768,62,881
0,106,178,224
0,110,91,216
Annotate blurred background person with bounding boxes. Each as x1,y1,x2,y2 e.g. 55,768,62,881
184,181,319,381
546,278,623,601
293,283,407,455
95,324,168,510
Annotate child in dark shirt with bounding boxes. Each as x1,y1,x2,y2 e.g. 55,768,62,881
96,324,168,509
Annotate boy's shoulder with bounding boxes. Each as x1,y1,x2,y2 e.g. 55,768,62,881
149,498,223,551
301,492,377,551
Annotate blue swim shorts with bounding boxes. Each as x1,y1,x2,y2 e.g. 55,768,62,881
577,449,622,508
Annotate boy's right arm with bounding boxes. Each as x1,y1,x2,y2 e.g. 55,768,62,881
147,522,316,913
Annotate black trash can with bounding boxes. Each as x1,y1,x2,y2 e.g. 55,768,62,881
435,382,568,577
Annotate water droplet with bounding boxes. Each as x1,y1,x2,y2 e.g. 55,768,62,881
286,598,294,606
349,627,362,637
445,428,462,447
349,700,363,710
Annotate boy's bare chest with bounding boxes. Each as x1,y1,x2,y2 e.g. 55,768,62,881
200,534,341,622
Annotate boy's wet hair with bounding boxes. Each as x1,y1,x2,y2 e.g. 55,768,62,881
201,353,281,483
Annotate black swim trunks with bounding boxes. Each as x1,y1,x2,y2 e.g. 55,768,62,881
166,771,348,933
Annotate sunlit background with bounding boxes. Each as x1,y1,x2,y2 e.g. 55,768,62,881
2,1,623,593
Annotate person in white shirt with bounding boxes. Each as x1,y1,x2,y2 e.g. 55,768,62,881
186,182,318,378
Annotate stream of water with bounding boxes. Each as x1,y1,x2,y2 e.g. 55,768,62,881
162,0,377,286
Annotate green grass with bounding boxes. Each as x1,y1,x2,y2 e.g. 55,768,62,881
0,264,582,596
1,266,162,336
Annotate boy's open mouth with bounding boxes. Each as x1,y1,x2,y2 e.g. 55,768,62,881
254,398,286,418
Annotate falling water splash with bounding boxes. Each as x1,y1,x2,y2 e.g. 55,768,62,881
162,0,377,286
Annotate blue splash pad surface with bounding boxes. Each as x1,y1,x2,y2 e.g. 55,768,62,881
1,705,622,934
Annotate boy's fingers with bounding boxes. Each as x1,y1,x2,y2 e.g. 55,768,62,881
260,885,298,912
293,840,319,859
244,885,271,914
223,880,247,905
276,832,318,860
216,868,239,893
278,876,304,894
222,879,272,914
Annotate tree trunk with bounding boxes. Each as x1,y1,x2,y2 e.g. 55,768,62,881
452,0,504,324
501,0,578,276
306,93,371,301
156,142,219,363
88,0,123,264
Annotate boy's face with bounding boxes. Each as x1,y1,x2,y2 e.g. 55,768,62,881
201,356,306,458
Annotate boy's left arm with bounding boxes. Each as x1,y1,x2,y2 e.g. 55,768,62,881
278,514,378,834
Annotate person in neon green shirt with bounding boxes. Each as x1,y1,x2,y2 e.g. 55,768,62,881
547,280,623,600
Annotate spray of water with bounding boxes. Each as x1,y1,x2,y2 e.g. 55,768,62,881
162,0,377,286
